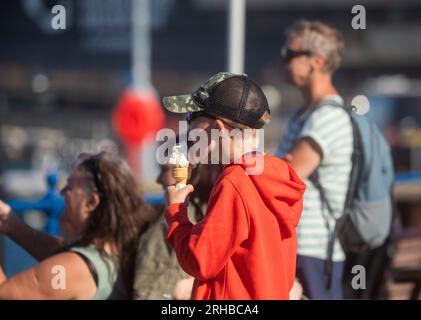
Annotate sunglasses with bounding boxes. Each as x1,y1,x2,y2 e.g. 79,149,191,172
281,48,312,64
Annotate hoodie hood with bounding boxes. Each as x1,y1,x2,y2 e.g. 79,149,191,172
239,154,306,239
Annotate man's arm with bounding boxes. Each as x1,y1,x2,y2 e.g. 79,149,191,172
0,201,65,261
285,137,322,179
285,106,353,180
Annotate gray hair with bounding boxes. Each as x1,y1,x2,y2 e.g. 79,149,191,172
286,20,344,74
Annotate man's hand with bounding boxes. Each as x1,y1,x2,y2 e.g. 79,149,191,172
0,200,13,235
165,184,194,206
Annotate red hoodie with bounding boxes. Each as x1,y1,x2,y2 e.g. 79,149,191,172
165,154,306,300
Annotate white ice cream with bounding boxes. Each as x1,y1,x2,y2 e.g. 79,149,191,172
168,144,189,167
169,144,189,190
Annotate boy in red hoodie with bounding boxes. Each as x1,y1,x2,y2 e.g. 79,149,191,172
163,72,306,300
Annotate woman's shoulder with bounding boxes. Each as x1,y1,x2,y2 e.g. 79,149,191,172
23,251,97,299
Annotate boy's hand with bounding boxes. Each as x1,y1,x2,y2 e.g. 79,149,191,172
166,184,194,206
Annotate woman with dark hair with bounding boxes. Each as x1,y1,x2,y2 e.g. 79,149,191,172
0,151,154,299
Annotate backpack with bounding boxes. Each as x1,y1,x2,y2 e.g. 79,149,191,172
309,99,394,288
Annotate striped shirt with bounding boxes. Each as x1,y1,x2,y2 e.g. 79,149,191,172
276,95,353,261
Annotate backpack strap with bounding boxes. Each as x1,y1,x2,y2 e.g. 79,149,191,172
314,98,364,210
307,98,364,289
308,171,337,289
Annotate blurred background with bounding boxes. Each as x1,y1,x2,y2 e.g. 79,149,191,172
0,0,420,299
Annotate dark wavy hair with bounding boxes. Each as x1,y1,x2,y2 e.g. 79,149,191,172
68,151,156,297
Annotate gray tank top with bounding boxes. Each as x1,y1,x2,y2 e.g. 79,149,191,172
70,245,128,300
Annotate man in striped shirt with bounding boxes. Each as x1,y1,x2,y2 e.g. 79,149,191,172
276,20,352,299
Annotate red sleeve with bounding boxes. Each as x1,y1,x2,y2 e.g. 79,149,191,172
165,178,249,281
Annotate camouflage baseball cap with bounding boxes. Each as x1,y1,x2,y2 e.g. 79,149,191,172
163,72,270,129
163,72,235,113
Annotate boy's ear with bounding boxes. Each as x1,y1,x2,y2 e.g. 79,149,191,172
215,119,228,132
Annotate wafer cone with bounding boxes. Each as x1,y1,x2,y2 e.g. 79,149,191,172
173,166,189,188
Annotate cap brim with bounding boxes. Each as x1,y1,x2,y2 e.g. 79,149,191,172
162,94,205,114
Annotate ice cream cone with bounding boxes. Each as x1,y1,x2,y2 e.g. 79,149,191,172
173,166,189,188
168,144,190,189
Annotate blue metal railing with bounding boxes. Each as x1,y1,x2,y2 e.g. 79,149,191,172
394,172,421,184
